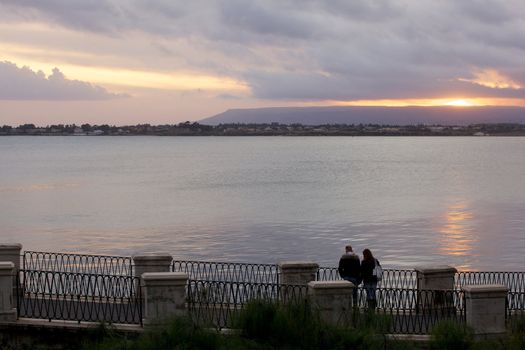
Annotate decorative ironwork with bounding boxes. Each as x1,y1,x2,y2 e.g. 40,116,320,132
456,271,525,293
15,251,524,333
317,267,417,289
16,269,142,325
23,251,133,276
173,260,279,283
186,279,465,334
187,280,307,329
507,291,525,322
357,287,465,334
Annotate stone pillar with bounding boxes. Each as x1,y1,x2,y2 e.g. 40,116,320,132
279,261,319,285
0,262,17,322
132,253,173,296
279,262,319,303
132,253,173,277
416,265,457,290
308,280,354,326
415,265,457,312
142,272,188,324
463,285,508,337
0,243,22,272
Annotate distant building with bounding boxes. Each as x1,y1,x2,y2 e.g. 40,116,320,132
73,127,86,135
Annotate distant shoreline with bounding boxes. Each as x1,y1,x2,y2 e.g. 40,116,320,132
2,122,525,136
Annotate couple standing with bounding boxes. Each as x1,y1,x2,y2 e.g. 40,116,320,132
338,245,380,309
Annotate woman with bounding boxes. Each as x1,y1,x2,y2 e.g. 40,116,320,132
361,249,380,310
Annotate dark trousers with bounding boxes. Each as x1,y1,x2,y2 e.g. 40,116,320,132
343,277,359,304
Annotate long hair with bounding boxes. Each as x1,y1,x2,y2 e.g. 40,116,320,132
362,248,374,262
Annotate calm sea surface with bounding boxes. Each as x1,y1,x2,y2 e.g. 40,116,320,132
1,136,525,271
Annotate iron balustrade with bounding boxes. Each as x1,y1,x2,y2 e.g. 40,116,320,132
23,251,133,276
358,287,466,334
15,251,524,329
507,291,525,322
186,280,465,334
173,260,279,283
16,269,142,325
456,271,525,293
187,280,307,329
317,267,418,289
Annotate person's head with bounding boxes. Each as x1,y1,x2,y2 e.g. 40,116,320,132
345,245,353,253
363,249,374,261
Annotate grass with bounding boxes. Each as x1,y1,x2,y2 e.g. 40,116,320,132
80,300,413,350
6,303,524,349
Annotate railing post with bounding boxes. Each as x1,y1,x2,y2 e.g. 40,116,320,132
308,280,354,326
0,262,17,322
132,253,173,295
462,285,508,338
132,253,173,276
415,265,457,312
0,243,22,280
142,272,188,325
279,262,319,303
279,261,319,285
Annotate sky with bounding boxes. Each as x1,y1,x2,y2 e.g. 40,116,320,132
1,0,525,126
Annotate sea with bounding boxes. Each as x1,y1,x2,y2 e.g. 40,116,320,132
1,136,525,271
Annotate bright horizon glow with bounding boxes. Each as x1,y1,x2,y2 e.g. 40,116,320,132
444,99,474,107
328,97,525,107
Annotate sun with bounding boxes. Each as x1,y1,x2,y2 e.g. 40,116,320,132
444,99,474,107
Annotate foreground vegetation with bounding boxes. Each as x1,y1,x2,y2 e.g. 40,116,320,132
78,302,525,350
82,301,411,350
3,302,524,349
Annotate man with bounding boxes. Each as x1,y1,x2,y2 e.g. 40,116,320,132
338,245,361,302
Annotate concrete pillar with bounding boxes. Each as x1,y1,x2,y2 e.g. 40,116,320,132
279,261,319,286
142,272,188,324
0,262,17,322
463,285,508,337
279,262,319,304
416,265,457,290
308,280,354,326
132,253,173,296
132,253,173,277
415,265,457,312
0,244,22,272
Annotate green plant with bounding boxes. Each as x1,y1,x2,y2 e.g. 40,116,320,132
233,299,398,350
507,315,525,350
430,321,473,350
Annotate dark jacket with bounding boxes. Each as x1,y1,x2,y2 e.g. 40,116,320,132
361,258,379,283
338,252,361,281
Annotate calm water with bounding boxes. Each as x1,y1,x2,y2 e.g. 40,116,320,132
1,136,525,271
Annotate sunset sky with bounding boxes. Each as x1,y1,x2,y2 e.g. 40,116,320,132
1,0,525,126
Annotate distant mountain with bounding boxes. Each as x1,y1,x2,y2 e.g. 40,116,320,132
201,106,525,125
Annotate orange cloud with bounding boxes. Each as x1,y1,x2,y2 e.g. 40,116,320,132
459,68,522,90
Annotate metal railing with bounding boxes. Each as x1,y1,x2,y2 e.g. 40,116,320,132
16,269,142,325
361,288,465,334
317,267,418,289
173,260,279,283
456,271,525,293
23,251,133,276
187,280,307,329
186,279,465,333
11,250,525,334
507,291,525,322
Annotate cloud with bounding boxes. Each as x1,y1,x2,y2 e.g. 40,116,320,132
0,61,125,100
1,1,525,102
